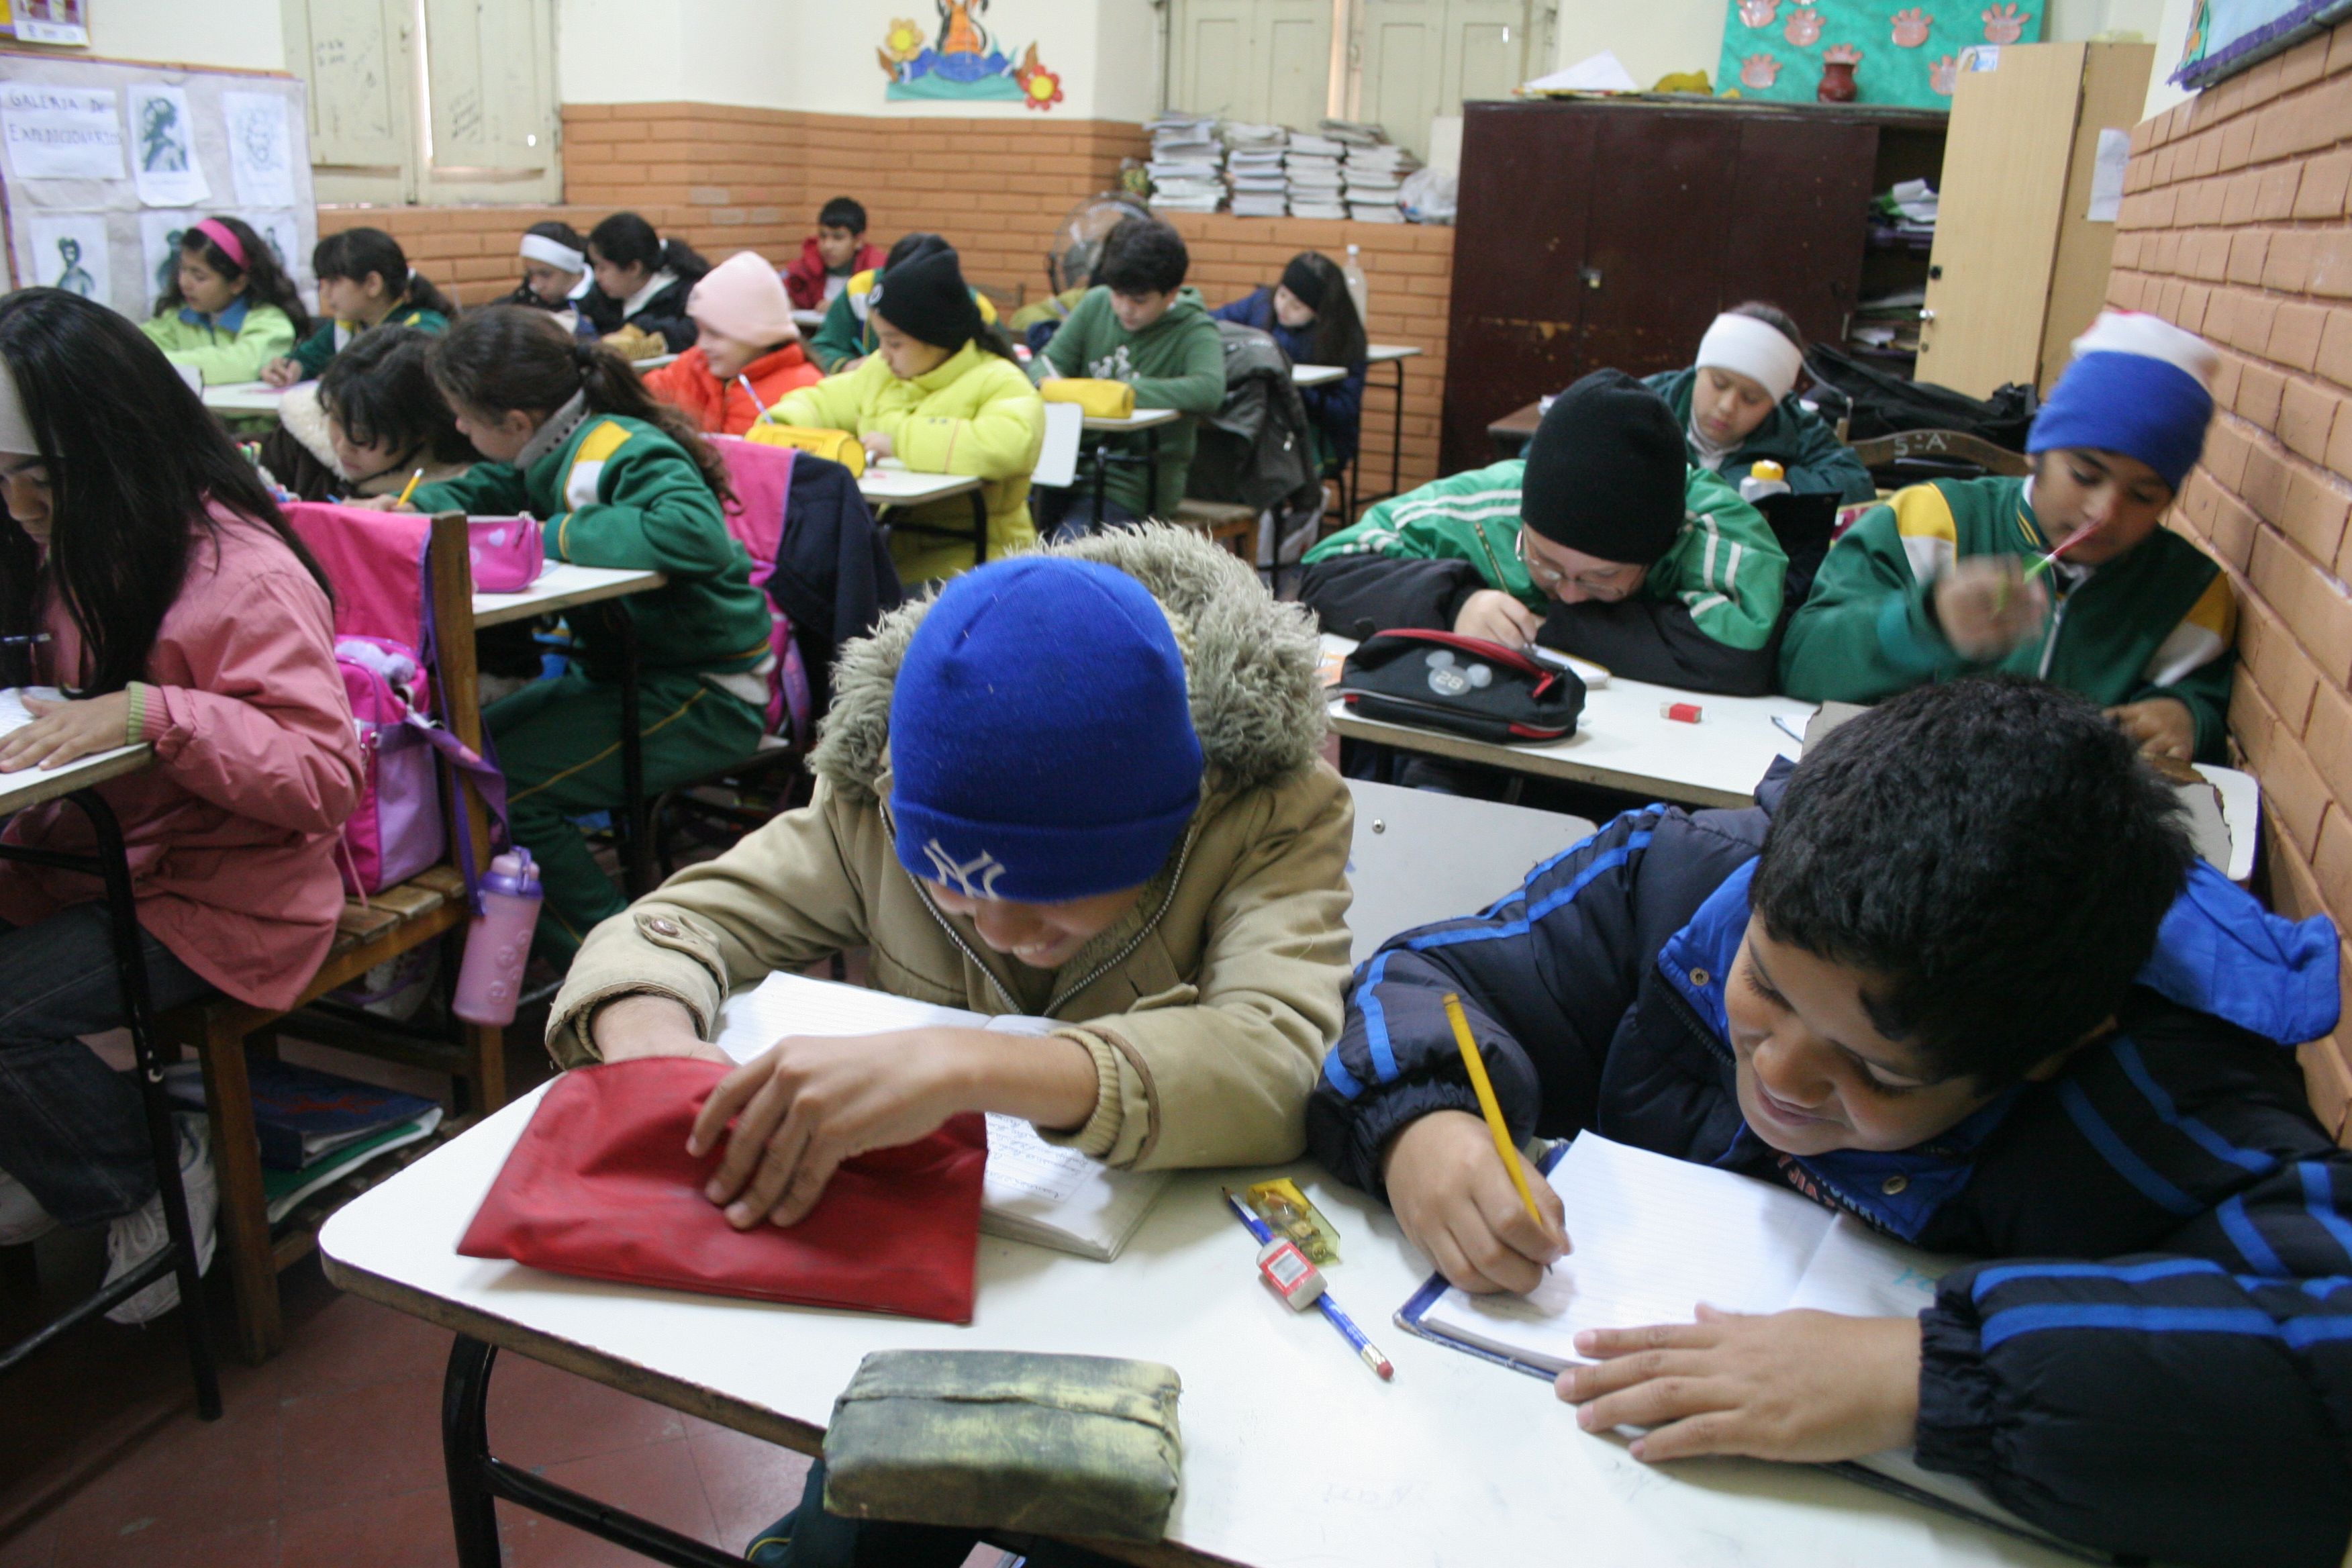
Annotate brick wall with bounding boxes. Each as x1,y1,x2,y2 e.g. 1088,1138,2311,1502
318,103,1451,496
2108,23,2352,1138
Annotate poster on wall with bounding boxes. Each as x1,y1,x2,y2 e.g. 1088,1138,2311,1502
2173,0,2351,89
243,209,303,275
6,0,89,47
128,85,210,207
877,1,1064,109
222,91,295,207
1714,0,2044,107
137,209,197,307
0,83,123,181
24,213,107,300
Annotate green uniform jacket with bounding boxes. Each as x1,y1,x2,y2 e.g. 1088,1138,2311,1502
1300,460,1790,695
140,300,298,385
766,341,1045,583
805,268,999,375
1644,366,1876,503
287,303,449,379
410,411,771,684
1034,285,1225,517
1779,475,2237,760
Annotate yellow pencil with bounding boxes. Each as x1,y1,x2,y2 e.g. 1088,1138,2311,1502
393,467,426,509
1442,991,1546,1229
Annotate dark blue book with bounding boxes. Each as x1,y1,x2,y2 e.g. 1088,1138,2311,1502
162,1060,441,1171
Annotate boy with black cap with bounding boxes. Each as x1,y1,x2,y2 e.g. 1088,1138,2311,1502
1301,369,1790,695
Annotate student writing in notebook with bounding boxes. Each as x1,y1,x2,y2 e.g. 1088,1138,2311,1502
1308,679,2349,1568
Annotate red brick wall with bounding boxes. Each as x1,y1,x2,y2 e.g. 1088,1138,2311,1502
2108,25,2352,1138
318,103,1451,495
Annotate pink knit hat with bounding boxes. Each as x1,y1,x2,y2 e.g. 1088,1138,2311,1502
687,251,799,346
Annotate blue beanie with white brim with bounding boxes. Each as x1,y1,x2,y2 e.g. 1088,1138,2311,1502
889,556,1204,905
2026,310,2218,490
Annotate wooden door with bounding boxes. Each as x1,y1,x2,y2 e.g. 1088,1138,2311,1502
1442,103,1596,472
1724,117,1878,352
284,0,414,204
1575,109,1743,379
1170,0,1333,126
1357,0,1534,158
420,0,560,203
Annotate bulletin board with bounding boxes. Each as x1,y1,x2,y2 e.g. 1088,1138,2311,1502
0,53,314,324
1716,0,2045,108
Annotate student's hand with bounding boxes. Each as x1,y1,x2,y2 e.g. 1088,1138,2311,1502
838,355,869,374
690,1026,1098,1228
587,992,734,1067
861,430,895,460
261,356,300,389
1453,589,1542,649
1557,1306,1922,1463
341,494,409,513
0,691,132,772
1381,1110,1568,1295
1931,558,2047,661
2106,696,2196,762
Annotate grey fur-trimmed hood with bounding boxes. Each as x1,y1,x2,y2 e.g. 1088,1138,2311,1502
811,524,1329,799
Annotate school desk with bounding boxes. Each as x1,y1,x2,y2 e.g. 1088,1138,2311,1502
1351,344,1424,517
1079,406,1181,530
1343,778,1592,964
791,308,826,334
0,739,223,1422
1291,362,1348,389
315,971,2083,1568
201,379,291,415
1486,396,1542,461
856,463,992,565
472,564,670,897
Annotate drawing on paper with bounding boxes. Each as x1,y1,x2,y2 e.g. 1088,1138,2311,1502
138,93,188,172
877,0,1061,107
222,91,297,208
26,214,109,309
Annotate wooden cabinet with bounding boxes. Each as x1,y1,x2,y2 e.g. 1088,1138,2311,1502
1917,42,2155,398
1442,98,1945,474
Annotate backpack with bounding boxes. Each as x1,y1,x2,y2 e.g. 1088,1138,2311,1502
1187,322,1324,561
711,436,816,747
1801,343,2041,448
332,634,507,899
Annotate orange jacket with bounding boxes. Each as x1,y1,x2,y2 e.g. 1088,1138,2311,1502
642,342,824,436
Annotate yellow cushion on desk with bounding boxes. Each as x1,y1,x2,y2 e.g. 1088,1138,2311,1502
1040,379,1135,420
746,422,867,477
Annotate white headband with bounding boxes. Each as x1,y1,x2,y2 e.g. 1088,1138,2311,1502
1695,313,1804,403
2071,309,2218,389
0,361,36,458
519,233,585,274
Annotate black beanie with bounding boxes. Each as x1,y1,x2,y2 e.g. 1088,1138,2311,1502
871,244,983,354
1281,254,1327,311
1519,369,1687,565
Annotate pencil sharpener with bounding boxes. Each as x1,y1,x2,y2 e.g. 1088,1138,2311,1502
1256,1238,1327,1310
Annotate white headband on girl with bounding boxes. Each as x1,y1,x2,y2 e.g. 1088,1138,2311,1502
0,362,36,458
1696,313,1803,403
519,233,586,274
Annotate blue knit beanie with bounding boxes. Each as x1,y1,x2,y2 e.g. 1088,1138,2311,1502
890,557,1204,904
2026,311,2218,490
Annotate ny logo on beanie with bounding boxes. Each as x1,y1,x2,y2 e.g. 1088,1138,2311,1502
923,840,1006,899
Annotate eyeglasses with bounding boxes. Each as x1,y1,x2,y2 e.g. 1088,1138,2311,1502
1516,527,1641,601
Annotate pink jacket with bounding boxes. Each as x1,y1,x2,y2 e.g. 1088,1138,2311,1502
0,509,363,1011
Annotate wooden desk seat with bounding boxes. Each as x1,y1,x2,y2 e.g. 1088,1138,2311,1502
1173,497,1260,565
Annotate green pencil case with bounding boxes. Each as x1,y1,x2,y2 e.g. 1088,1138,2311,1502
821,1349,1183,1543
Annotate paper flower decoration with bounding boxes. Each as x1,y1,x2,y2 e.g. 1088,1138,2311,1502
1740,52,1783,87
1981,3,2026,41
1785,6,1824,44
1738,0,1781,26
1929,52,1960,91
1891,8,1932,46
1016,44,1063,111
882,17,924,62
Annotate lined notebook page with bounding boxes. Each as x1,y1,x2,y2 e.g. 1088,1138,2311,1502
1785,1213,1957,1318
0,687,62,740
1414,1134,1836,1371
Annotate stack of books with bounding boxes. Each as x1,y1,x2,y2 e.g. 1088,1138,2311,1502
1285,132,1348,220
1849,284,1926,358
1869,178,1939,246
164,1059,443,1224
1146,113,1226,213
1342,143,1416,222
1222,122,1289,217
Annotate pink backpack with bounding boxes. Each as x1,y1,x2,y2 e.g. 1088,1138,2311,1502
712,436,814,747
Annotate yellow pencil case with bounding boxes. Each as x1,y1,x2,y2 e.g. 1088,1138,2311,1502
746,422,868,477
1039,379,1135,420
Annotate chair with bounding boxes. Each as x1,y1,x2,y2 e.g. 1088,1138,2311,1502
1172,497,1261,566
156,509,503,1363
1847,429,2031,483
974,281,1027,315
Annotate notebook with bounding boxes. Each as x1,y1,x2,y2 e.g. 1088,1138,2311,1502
713,971,1172,1261
0,686,62,738
162,1059,442,1171
1397,1133,2110,1563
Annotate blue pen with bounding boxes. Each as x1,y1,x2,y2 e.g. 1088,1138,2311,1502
1223,1189,1394,1381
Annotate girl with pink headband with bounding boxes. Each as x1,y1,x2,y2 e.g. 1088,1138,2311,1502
138,216,312,387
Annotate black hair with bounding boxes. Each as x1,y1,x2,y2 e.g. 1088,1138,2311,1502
819,197,868,234
154,215,313,338
427,305,732,505
585,213,709,285
1095,217,1189,297
1749,677,2194,1089
1728,299,1805,354
1283,251,1366,368
318,326,478,474
0,288,331,693
312,227,458,320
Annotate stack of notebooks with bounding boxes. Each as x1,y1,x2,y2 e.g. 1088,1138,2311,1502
1146,113,1226,213
1869,177,1939,246
1222,122,1289,217
1849,284,1926,357
1341,142,1416,222
1285,132,1349,220
163,1059,442,1224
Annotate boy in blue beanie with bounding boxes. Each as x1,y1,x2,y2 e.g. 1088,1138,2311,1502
548,525,1353,1224
1781,310,2236,762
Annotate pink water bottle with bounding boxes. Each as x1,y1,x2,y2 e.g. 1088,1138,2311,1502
452,848,541,1026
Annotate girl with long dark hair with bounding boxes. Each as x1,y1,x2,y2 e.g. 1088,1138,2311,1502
140,215,313,385
577,211,710,356
1212,250,1369,473
0,289,361,1322
263,226,454,387
374,305,768,962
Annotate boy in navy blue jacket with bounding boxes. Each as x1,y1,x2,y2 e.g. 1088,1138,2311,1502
1308,679,2351,1568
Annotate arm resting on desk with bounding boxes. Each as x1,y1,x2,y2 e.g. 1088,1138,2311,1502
1538,598,1777,697
1297,554,1489,640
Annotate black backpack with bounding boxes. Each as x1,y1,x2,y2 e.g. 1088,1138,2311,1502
1185,321,1324,524
1802,342,2041,448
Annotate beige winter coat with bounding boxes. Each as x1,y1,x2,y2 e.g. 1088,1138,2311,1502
547,525,1355,1169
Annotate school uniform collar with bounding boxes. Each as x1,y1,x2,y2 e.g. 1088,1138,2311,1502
179,295,252,333
619,268,679,320
514,390,591,473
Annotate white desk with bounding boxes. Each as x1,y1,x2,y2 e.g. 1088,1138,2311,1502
1079,407,1183,435
470,562,669,629
1365,343,1422,366
791,308,827,333
1076,408,1183,526
1344,779,1591,964
1326,634,1812,809
0,740,154,816
1291,362,1347,389
201,380,292,415
858,465,992,565
320,993,2073,1568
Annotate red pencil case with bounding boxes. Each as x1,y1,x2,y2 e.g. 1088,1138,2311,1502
457,1057,987,1324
